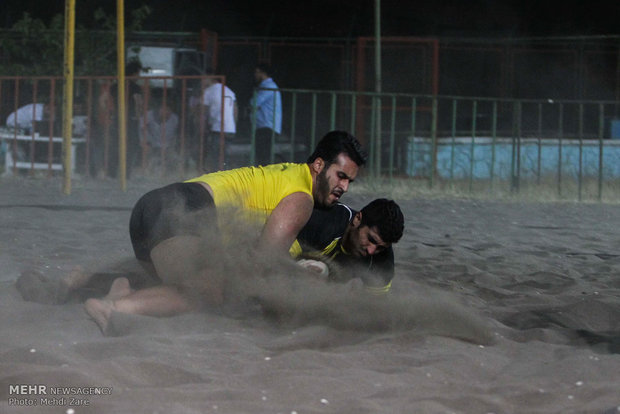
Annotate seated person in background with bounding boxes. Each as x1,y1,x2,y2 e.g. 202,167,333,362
292,198,404,294
142,100,179,169
5,102,50,133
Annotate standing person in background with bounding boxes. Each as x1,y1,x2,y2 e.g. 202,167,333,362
92,61,144,179
201,75,237,172
251,63,282,166
92,80,115,178
125,60,145,178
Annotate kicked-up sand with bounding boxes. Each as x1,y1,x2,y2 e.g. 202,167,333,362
0,175,619,414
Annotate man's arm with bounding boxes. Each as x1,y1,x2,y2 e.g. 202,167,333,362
259,192,314,256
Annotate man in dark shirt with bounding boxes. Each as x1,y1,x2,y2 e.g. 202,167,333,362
294,198,404,293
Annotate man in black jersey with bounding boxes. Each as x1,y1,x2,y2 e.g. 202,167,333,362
295,198,404,293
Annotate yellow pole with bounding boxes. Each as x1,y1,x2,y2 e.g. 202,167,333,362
62,0,76,195
117,0,127,191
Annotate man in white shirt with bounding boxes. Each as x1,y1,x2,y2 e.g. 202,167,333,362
201,76,237,171
6,103,50,132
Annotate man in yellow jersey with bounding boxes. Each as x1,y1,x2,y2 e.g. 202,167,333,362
84,130,367,334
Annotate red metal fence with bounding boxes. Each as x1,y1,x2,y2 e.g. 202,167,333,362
0,75,225,178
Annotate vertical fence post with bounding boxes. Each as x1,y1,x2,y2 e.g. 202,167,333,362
578,103,584,201
270,91,277,164
63,0,76,194
537,102,543,185
116,0,127,192
290,92,297,161
179,78,187,174
350,93,356,135
10,79,19,175
250,89,257,166
430,96,438,189
30,80,37,173
48,79,57,176
85,78,93,175
410,97,417,186
310,92,317,150
389,94,396,180
597,103,604,201
510,101,519,193
330,92,337,131
469,99,477,192
490,100,498,190
558,103,564,197
516,101,522,193
411,97,417,136
369,96,376,174
450,99,457,187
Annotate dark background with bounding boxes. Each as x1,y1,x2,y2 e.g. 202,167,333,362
2,0,619,38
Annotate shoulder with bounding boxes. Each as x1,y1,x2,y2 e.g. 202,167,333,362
203,84,218,96
310,204,352,230
298,203,352,249
265,163,312,193
319,203,354,223
225,86,236,97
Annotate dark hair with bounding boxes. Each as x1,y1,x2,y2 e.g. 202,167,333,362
360,199,404,244
256,63,273,77
306,130,367,167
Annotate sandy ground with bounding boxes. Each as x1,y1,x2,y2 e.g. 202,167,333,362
1,175,619,414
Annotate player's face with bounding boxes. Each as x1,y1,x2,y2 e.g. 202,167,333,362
254,68,265,83
345,224,389,257
314,153,358,208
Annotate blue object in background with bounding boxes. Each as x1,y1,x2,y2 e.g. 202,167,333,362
610,119,620,140
407,137,620,180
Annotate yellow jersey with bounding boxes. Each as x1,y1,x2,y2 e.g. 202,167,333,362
186,163,313,232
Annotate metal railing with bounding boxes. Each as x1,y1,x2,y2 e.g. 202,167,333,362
2,76,619,201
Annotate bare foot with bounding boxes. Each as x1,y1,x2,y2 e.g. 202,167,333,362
84,278,131,335
105,277,132,301
84,298,115,335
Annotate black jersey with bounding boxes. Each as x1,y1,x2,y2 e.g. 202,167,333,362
297,203,395,292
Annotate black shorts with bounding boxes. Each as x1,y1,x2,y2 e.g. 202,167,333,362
129,182,216,262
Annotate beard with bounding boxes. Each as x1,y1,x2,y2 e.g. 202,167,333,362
314,168,333,208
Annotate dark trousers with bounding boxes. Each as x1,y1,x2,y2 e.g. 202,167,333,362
255,127,279,166
205,131,235,172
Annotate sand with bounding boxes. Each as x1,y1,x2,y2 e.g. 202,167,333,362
1,175,619,414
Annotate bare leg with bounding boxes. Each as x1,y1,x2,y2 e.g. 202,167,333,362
84,282,196,334
84,277,132,334
85,235,221,334
150,235,224,305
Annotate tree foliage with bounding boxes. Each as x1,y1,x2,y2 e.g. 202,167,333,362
0,6,151,76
